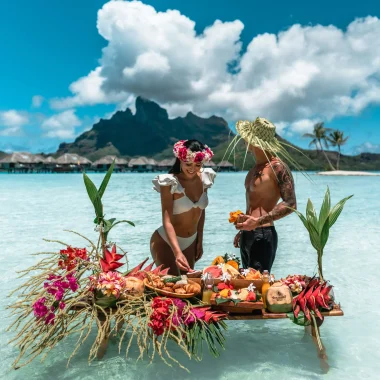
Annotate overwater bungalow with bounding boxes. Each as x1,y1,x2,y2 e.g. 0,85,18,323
0,152,34,173
157,158,175,172
92,156,128,172
129,157,157,172
205,160,217,169
55,154,92,172
217,160,237,172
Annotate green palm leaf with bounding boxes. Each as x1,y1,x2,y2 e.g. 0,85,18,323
306,199,318,226
328,195,354,228
83,173,103,218
98,160,115,199
318,186,331,232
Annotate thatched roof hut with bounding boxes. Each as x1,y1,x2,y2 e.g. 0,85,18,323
128,157,148,167
205,160,216,167
44,156,57,164
56,154,92,165
0,152,33,164
32,155,46,164
158,158,176,167
217,160,234,167
93,156,128,166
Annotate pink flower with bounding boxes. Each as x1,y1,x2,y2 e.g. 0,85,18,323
59,302,65,310
194,152,205,163
33,297,48,318
45,312,55,325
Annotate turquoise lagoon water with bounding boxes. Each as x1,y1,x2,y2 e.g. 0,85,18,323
1,172,379,379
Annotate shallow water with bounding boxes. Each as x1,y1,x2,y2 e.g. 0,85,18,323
1,172,379,379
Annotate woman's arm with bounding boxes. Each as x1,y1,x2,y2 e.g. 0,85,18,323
195,209,205,261
160,187,190,271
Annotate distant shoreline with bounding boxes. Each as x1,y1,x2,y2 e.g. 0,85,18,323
317,170,380,176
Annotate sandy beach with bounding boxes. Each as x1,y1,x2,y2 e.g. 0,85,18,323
317,170,380,176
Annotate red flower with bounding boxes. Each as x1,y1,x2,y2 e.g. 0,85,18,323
217,282,229,291
59,247,87,271
194,152,205,163
100,245,125,272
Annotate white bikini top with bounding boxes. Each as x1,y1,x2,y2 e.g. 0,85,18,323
152,168,216,215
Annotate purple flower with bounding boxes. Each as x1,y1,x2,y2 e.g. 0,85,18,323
192,308,206,320
45,312,55,325
172,298,186,310
67,276,78,292
184,313,195,326
55,290,64,301
59,302,65,310
33,297,48,318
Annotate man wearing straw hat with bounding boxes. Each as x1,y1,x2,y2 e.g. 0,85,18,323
232,117,297,273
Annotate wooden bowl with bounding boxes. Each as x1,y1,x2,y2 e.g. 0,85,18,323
144,279,199,299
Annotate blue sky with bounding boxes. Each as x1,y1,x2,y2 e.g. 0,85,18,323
1,0,380,154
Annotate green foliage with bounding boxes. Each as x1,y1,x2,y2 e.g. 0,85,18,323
288,187,353,280
287,311,311,326
83,159,134,248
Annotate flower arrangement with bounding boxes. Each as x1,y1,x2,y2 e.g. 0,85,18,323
7,160,228,372
280,274,311,294
228,209,243,224
211,253,241,270
173,140,214,163
214,282,261,305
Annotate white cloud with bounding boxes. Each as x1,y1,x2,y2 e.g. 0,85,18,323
50,67,127,109
353,142,380,154
49,1,380,135
41,109,82,139
32,95,44,108
0,110,28,136
0,110,29,128
289,119,319,134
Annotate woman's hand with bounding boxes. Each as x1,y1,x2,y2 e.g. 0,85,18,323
195,240,203,261
233,231,242,248
175,252,191,272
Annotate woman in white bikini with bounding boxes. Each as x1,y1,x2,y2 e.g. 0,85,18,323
150,139,216,274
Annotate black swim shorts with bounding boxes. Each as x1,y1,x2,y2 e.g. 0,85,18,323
239,226,278,272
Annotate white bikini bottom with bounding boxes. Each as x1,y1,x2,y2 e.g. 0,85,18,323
156,226,197,251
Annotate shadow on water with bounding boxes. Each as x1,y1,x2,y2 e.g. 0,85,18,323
5,320,335,380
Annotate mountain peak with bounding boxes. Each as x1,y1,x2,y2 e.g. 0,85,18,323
135,96,168,123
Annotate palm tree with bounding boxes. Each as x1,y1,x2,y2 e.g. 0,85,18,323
303,122,336,171
328,130,349,170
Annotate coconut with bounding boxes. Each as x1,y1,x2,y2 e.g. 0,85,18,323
124,276,144,296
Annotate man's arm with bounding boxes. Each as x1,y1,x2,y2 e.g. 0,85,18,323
257,161,297,225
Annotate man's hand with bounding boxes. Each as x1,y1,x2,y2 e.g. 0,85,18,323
233,231,242,248
235,214,260,231
195,241,203,261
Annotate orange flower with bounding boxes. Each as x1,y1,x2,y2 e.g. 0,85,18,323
219,289,230,298
211,256,225,265
226,260,239,270
228,210,243,224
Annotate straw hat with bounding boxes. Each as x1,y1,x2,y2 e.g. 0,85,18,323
236,117,282,153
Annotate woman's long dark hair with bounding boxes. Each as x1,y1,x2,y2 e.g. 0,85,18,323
169,139,206,174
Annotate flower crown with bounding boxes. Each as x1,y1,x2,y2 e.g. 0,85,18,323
173,140,214,163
